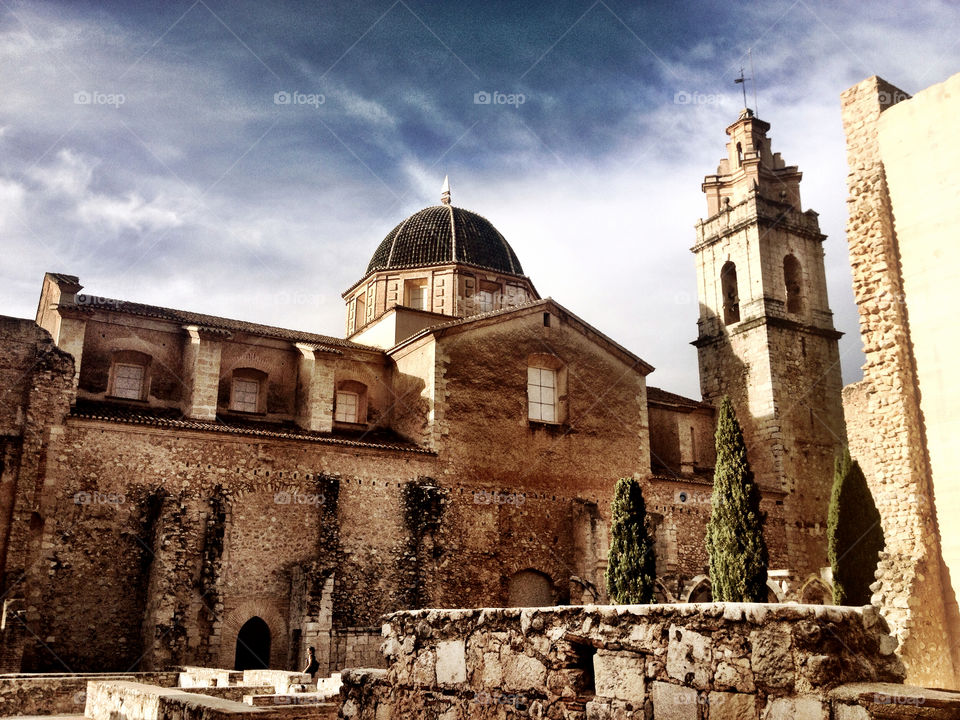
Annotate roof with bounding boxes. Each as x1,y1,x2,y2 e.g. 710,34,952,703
70,400,432,454
366,205,524,276
647,386,712,410
389,297,655,375
67,294,377,353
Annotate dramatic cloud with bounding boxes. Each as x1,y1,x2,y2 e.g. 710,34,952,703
1,0,957,396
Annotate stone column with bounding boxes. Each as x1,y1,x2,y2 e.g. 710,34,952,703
181,326,226,421
294,343,335,432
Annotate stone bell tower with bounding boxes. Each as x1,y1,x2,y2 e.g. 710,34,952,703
692,109,846,580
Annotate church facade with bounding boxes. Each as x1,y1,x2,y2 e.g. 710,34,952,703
0,111,843,674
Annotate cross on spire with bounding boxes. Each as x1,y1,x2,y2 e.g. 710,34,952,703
735,68,749,109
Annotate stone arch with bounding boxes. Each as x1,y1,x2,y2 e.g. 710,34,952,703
219,599,286,669
507,569,555,607
683,575,713,602
234,616,271,670
654,579,675,604
766,580,785,603
800,577,833,605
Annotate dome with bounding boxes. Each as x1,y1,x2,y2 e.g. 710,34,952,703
366,204,525,276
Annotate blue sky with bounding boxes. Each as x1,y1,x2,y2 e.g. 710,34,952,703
2,0,957,396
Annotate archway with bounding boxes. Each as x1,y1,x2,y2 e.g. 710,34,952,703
800,579,833,605
507,570,554,607
687,579,712,602
234,616,271,670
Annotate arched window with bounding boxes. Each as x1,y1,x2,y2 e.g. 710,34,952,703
230,368,267,414
334,379,368,424
783,254,803,313
234,616,271,670
736,142,743,166
720,261,740,325
507,569,554,607
108,350,152,401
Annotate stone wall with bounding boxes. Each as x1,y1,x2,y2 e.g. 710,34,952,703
336,603,960,719
0,671,178,716
840,74,960,688
330,628,384,674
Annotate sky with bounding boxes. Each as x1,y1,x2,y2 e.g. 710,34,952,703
1,0,957,397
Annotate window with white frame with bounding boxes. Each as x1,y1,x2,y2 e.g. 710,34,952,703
112,363,145,400
334,391,359,423
404,280,429,310
231,378,260,413
527,366,557,422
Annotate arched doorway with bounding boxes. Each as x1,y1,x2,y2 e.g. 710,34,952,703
687,579,712,602
234,616,271,670
507,570,554,607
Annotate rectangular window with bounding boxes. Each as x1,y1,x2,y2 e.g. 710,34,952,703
231,378,259,413
335,391,359,423
527,367,557,422
475,290,494,313
355,295,366,331
113,363,144,400
405,280,428,310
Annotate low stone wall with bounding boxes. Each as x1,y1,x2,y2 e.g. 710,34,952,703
337,603,960,719
181,685,275,702
241,669,311,693
0,671,179,716
85,680,336,720
180,666,245,688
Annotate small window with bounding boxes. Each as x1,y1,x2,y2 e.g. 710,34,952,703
113,363,144,400
528,367,557,423
475,290,494,313
231,378,260,413
354,295,366,331
334,391,359,423
721,261,740,325
784,254,803,314
736,142,743,166
404,280,429,311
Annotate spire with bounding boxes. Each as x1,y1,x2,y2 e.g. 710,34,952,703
440,175,451,205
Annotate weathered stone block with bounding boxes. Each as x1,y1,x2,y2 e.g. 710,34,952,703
708,691,756,719
750,629,794,690
435,640,466,686
666,625,713,689
761,696,826,720
651,681,698,720
594,649,645,703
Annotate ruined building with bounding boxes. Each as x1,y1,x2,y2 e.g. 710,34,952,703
841,71,960,688
0,110,844,674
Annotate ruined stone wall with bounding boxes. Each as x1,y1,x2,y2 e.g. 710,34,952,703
340,603,910,719
841,74,960,688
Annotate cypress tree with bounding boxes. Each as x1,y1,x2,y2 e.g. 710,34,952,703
605,477,656,604
705,396,769,601
828,448,885,605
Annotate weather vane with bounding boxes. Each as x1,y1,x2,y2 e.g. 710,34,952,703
734,68,749,108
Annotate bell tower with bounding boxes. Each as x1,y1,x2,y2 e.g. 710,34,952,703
693,109,846,580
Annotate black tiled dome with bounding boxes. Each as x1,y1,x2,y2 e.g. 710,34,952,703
366,205,524,275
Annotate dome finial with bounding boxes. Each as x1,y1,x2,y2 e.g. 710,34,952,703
441,175,451,205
